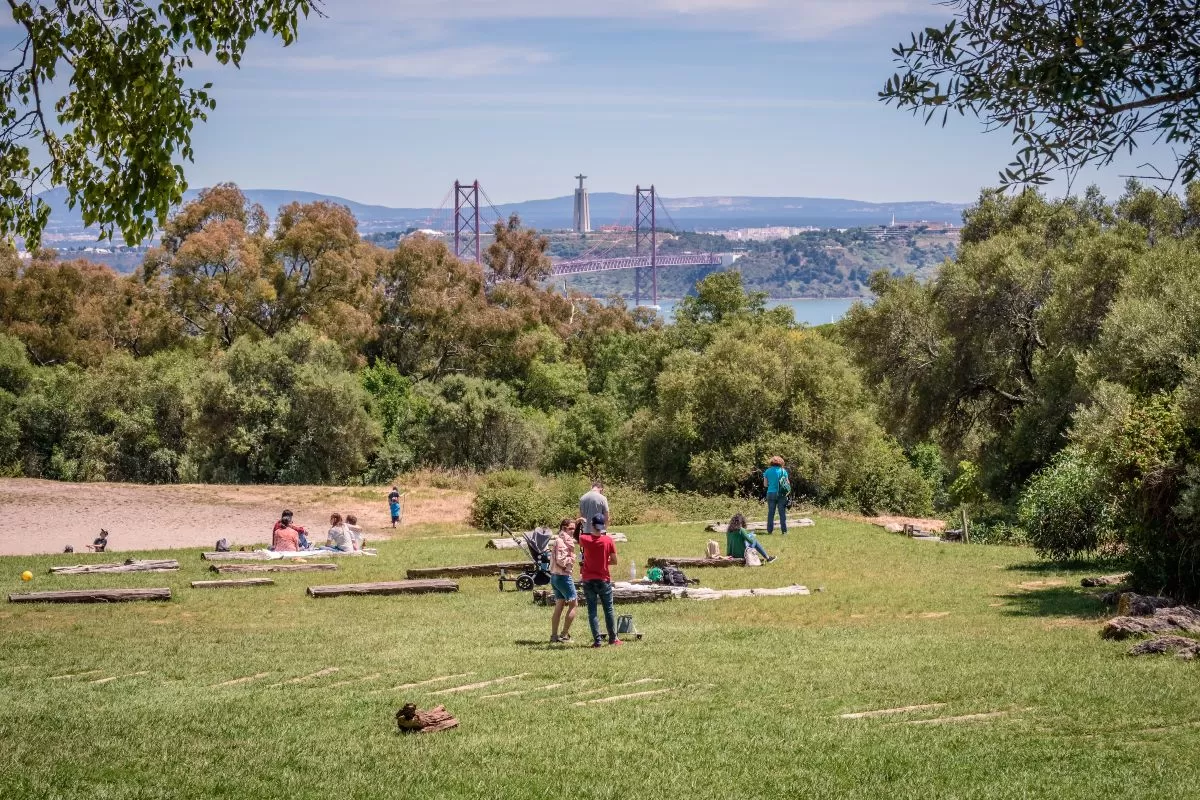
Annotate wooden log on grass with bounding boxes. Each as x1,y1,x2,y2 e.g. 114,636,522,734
307,579,458,598
487,532,627,549
209,563,338,574
50,559,179,575
532,585,674,605
646,556,745,569
406,562,530,579
190,579,275,589
9,588,171,604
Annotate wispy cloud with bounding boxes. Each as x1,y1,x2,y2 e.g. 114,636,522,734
321,0,932,40
259,46,553,78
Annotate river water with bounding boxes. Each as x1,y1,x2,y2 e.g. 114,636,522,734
652,296,865,326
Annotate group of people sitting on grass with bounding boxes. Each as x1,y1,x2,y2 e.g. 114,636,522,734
270,510,364,553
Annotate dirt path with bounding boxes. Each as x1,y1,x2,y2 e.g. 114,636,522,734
0,479,472,556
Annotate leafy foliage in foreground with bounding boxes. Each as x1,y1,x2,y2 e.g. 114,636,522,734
882,0,1200,188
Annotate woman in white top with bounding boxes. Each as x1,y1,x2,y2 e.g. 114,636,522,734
325,513,353,552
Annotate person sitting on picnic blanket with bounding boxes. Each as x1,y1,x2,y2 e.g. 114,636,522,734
344,514,364,551
725,514,776,563
271,510,309,551
325,513,354,552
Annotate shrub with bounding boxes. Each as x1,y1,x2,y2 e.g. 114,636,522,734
1018,449,1114,560
469,470,561,531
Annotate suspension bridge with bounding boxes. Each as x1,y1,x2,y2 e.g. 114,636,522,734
440,179,735,307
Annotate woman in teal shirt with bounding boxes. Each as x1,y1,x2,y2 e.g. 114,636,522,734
763,456,789,534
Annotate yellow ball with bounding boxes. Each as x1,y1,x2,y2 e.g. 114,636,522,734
20,571,32,581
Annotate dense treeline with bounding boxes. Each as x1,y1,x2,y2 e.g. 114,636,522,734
0,183,932,516
840,181,1200,599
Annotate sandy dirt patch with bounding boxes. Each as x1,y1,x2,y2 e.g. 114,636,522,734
0,479,472,556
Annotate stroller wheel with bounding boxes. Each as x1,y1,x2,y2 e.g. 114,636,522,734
516,574,534,591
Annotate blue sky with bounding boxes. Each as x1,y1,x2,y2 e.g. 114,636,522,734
173,2,1168,206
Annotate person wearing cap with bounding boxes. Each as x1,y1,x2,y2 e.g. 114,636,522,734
579,512,622,648
763,456,790,535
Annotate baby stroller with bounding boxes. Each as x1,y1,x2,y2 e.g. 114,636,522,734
498,527,553,591
516,528,553,591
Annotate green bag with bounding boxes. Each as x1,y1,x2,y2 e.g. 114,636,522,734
778,468,791,497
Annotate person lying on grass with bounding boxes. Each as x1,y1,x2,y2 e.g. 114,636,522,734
725,513,777,563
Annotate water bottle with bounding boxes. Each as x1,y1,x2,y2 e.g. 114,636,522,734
629,559,637,581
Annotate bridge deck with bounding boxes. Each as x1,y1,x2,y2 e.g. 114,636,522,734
552,253,722,276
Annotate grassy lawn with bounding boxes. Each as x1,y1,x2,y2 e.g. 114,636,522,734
1,516,1197,799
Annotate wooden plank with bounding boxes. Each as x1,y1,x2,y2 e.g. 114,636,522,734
646,557,745,568
575,688,674,706
202,549,376,561
50,559,180,575
307,579,458,598
406,562,530,579
8,588,171,604
210,563,338,574
487,532,626,549
533,586,674,605
190,579,275,589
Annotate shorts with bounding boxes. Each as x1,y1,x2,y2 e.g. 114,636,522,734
549,574,577,602
390,514,400,523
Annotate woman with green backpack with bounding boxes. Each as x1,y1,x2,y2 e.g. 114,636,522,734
763,455,791,535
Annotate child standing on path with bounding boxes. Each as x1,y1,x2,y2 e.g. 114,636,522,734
388,486,403,528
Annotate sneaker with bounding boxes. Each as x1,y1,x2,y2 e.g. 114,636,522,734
550,635,561,644
559,634,573,643
592,640,604,648
766,556,777,563
609,638,624,646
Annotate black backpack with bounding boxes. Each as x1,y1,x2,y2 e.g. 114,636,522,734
660,565,689,587
215,538,231,552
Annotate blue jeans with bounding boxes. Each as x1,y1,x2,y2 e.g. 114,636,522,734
767,493,787,534
582,580,616,643
752,542,770,559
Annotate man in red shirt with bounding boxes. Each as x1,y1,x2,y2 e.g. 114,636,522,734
579,513,622,648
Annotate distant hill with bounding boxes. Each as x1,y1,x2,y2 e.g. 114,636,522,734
34,186,969,242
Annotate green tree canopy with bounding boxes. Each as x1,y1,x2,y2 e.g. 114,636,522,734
1,0,318,247
882,1,1200,187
